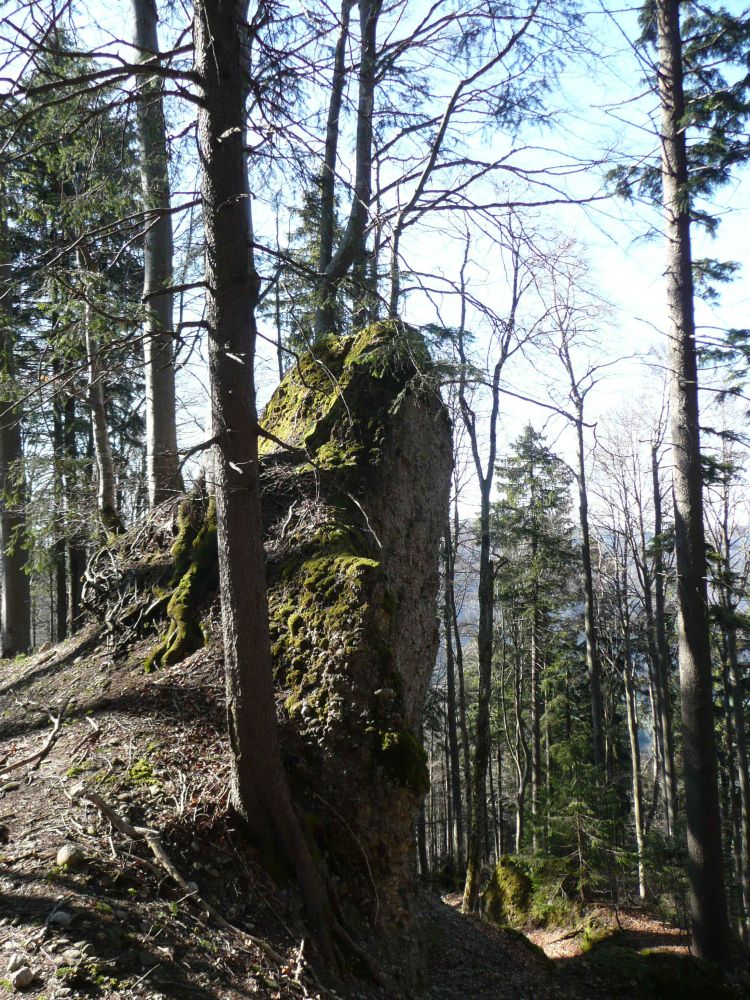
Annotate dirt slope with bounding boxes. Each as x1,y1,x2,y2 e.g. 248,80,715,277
0,629,596,1000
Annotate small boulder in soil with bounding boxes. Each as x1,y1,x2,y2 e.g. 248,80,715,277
56,844,85,868
9,965,34,990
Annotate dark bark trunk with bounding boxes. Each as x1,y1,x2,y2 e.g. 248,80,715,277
132,0,184,505
316,0,380,335
444,523,465,871
657,0,730,963
194,0,334,965
652,444,677,834
0,263,30,657
575,412,605,769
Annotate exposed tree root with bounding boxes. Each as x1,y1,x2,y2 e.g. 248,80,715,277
70,785,287,967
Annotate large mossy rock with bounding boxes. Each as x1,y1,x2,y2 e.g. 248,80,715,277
480,857,533,928
97,322,451,975
258,324,451,947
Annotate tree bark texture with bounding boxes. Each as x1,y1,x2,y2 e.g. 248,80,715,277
316,0,380,335
657,0,730,963
193,0,334,965
132,0,184,505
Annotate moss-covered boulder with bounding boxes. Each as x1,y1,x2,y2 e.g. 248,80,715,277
259,323,451,962
481,857,533,927
90,322,451,978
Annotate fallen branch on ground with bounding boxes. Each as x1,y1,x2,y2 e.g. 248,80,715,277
0,699,70,778
69,785,286,966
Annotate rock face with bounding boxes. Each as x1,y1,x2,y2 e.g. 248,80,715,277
259,324,451,943
92,322,451,975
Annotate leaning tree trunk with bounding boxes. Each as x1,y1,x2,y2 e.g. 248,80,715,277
132,0,184,506
656,0,730,963
193,0,334,966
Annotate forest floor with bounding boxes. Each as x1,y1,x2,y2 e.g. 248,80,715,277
0,631,748,1000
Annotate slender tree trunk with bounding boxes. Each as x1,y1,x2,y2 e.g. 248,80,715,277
652,444,677,834
513,644,528,853
316,0,380,335
82,295,120,533
462,477,494,909
132,0,183,505
717,474,750,938
624,659,647,900
450,538,472,834
52,376,68,642
657,0,730,962
574,412,605,769
722,637,749,939
417,797,429,876
65,395,84,633
530,603,541,851
193,0,334,966
319,0,355,276
444,523,465,870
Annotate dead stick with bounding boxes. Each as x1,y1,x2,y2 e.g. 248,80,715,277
71,786,285,965
0,699,70,777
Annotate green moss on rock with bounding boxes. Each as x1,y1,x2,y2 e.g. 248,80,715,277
145,496,218,671
481,857,533,928
375,729,429,795
259,322,431,473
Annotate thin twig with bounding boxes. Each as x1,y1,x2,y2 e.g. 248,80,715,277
0,699,70,777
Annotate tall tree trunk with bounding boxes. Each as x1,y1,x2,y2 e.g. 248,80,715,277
462,475,494,910
82,297,120,533
444,523,465,871
656,0,730,963
530,602,541,851
450,526,472,835
65,395,85,633
652,444,677,834
623,655,647,900
0,243,30,655
52,373,68,642
720,477,750,940
0,361,30,657
193,0,334,965
132,0,183,505
318,0,355,276
574,411,605,769
316,0,380,335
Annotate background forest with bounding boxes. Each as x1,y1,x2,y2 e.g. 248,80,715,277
1,0,750,992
